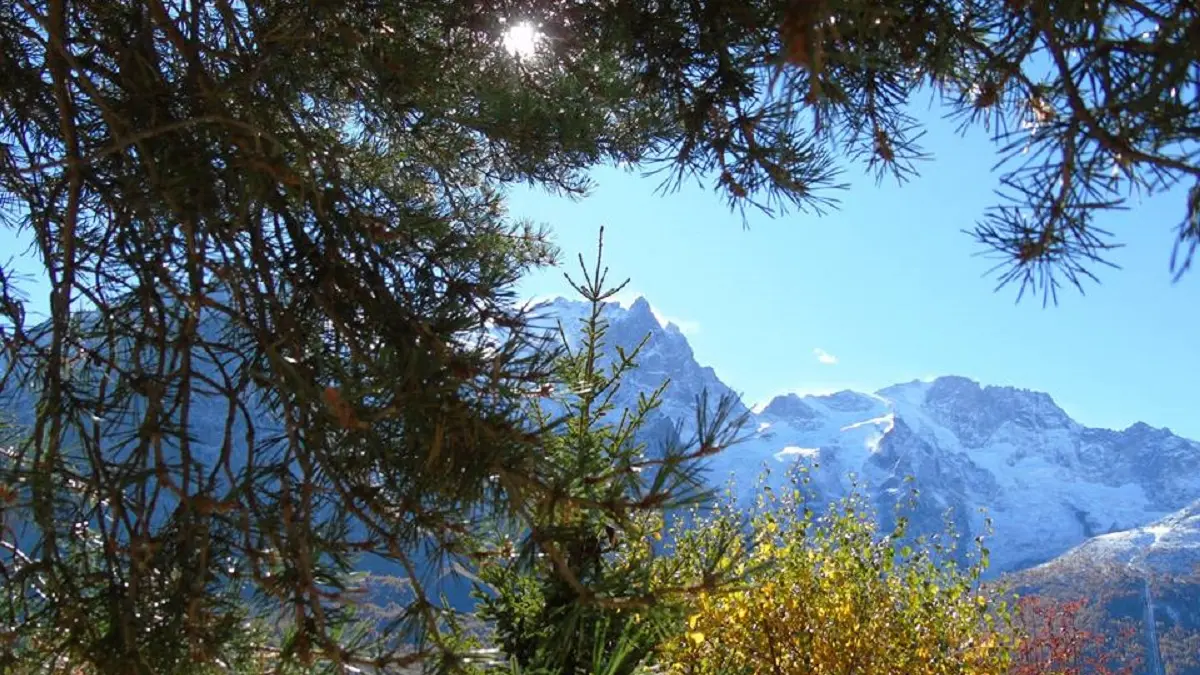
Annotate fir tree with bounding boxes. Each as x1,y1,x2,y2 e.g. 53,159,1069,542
474,232,750,675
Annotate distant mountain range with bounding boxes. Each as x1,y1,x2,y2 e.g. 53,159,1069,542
13,292,1193,575
533,295,1200,575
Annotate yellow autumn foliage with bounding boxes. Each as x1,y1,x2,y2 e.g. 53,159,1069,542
659,484,1016,675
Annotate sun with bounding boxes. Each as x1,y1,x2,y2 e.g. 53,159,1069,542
502,21,541,60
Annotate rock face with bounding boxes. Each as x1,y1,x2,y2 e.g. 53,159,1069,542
536,296,1200,574
530,296,746,425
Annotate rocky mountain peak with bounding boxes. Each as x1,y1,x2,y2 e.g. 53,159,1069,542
627,295,654,316
905,376,1073,448
810,390,880,413
760,394,819,420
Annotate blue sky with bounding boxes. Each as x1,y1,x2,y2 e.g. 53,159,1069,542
512,111,1200,439
2,106,1196,439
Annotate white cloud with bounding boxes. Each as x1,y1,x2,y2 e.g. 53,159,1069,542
813,348,839,365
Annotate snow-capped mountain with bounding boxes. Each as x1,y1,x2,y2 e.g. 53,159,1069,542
530,295,746,423
537,295,1200,574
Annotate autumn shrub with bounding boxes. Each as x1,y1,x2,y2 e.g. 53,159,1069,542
1008,596,1142,675
658,477,1017,675
1159,624,1200,675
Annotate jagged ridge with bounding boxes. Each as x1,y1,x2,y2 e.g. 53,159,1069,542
537,296,1200,574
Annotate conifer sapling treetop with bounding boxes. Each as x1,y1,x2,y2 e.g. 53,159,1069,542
474,231,750,675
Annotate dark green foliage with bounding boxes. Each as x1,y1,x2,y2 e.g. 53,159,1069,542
473,235,751,675
0,0,696,669
0,416,261,674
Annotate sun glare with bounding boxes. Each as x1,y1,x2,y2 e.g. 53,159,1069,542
502,21,541,60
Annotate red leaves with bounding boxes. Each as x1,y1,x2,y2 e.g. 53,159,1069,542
1009,596,1141,675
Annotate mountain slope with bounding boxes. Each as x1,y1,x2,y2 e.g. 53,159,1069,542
1008,501,1200,675
1030,500,1200,578
537,296,1200,574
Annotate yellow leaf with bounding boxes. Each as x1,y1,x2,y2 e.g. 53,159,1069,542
687,631,705,646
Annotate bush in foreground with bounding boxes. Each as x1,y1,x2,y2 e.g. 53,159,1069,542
657,481,1016,675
